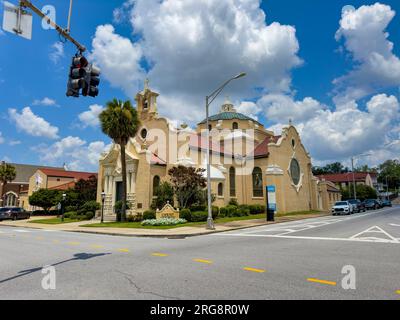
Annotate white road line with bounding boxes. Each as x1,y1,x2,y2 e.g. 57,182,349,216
14,229,30,233
216,233,400,244
350,226,399,242
390,224,400,227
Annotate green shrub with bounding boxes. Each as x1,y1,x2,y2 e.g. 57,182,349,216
190,211,208,222
65,206,77,213
81,201,100,213
248,204,266,215
85,211,95,220
180,208,191,221
219,207,228,217
64,211,77,219
126,213,143,222
225,205,238,217
143,210,156,220
236,206,250,217
212,206,219,219
190,204,206,212
228,199,239,206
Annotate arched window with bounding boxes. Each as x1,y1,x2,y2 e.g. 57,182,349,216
140,128,148,139
153,175,160,196
218,183,224,197
232,122,239,130
229,167,236,197
252,167,263,197
6,193,17,207
208,125,212,131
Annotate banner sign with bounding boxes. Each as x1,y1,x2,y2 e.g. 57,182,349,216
267,185,277,212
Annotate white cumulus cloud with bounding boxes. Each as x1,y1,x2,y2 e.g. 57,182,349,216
333,3,400,104
32,97,58,107
91,0,302,121
8,107,59,139
49,42,65,64
78,104,104,128
35,136,112,171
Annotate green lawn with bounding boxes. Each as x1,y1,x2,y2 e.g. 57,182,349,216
30,218,82,225
83,210,322,229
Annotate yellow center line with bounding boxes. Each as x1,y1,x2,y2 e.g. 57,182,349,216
90,245,105,249
193,259,213,264
67,242,80,246
396,290,400,295
117,248,130,253
307,278,337,286
243,267,266,273
36,236,44,240
152,253,169,257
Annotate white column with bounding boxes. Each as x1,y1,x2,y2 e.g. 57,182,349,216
131,171,136,193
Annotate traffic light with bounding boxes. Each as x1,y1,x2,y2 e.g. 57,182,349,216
66,55,101,98
66,55,88,97
82,64,101,97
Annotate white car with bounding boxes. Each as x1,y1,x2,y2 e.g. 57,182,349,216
332,201,353,216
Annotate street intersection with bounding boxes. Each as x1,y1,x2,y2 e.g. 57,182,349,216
0,206,399,300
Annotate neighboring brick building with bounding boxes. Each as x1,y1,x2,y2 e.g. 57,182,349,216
0,162,64,209
316,172,378,190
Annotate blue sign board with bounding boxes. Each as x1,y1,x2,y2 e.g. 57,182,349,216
266,185,277,212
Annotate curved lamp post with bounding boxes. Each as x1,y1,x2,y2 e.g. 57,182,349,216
205,73,246,230
101,191,106,223
61,193,66,222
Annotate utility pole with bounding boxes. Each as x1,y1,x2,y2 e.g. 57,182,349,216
351,157,357,200
19,0,86,52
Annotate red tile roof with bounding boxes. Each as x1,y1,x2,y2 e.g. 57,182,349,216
248,136,280,158
151,153,167,165
49,181,77,191
317,172,371,183
39,168,97,180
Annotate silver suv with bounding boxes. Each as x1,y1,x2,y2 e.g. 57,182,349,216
332,201,353,216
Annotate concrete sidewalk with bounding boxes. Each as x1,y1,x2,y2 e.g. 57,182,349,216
0,212,329,237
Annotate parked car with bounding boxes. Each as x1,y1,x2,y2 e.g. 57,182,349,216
332,201,353,215
0,207,30,221
382,200,392,207
364,199,380,210
347,199,366,213
376,199,384,208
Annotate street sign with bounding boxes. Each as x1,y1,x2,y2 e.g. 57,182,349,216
267,185,277,212
2,1,33,40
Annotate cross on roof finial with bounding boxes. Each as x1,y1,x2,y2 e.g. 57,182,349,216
144,78,149,90
289,118,293,125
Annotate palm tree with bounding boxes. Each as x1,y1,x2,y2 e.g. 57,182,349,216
99,99,140,222
0,162,16,205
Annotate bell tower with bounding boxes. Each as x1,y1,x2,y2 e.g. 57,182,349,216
135,79,159,121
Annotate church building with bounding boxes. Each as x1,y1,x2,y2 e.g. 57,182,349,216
97,81,339,218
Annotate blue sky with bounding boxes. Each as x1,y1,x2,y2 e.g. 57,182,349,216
1,0,400,171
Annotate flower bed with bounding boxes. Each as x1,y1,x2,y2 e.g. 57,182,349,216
141,218,187,226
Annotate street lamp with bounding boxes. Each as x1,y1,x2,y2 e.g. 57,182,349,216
61,193,66,222
205,72,247,230
101,191,106,223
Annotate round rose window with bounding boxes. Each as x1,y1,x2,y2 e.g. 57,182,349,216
290,158,301,185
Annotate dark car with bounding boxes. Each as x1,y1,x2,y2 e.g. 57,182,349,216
382,200,392,207
364,199,380,210
348,199,366,213
0,207,30,221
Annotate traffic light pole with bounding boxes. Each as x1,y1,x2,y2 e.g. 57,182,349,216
19,0,86,52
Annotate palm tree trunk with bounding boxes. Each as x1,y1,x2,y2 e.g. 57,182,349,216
120,143,127,222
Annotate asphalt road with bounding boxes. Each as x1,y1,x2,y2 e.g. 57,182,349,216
0,206,399,300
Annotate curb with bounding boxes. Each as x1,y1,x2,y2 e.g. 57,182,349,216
0,213,330,238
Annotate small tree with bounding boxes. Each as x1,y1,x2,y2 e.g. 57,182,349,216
151,181,174,210
168,166,207,209
29,189,61,214
0,162,16,187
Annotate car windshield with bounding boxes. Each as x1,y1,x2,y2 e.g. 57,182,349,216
0,208,9,212
348,200,357,204
335,202,348,206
